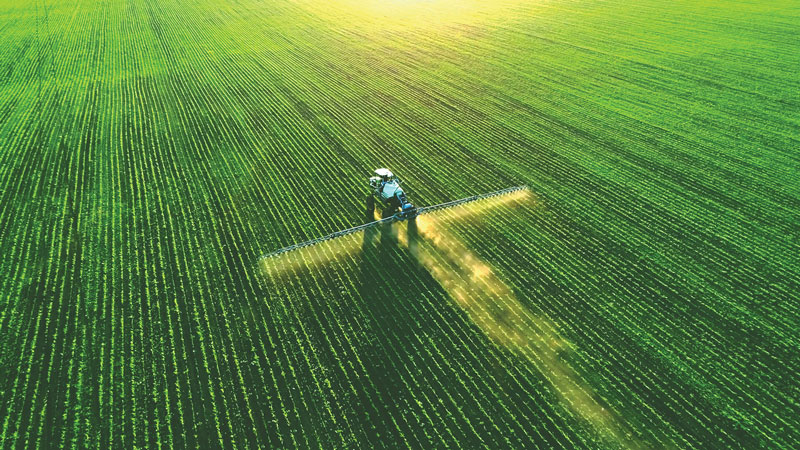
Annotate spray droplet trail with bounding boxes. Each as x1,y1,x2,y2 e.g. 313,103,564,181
396,194,645,448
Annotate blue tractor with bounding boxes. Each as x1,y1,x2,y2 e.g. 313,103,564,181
368,168,417,219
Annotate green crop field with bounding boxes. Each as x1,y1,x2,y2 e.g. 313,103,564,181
1,0,798,448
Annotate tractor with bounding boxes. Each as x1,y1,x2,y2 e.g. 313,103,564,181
368,168,417,219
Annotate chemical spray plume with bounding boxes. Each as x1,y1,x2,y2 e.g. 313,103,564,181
261,232,363,280
395,198,644,449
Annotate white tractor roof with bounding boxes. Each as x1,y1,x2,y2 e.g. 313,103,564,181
374,168,394,178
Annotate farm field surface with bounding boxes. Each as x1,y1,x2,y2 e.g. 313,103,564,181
1,0,799,448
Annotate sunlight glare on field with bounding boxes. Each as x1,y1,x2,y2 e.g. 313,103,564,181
297,0,531,33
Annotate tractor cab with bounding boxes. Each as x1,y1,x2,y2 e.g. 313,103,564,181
369,168,394,190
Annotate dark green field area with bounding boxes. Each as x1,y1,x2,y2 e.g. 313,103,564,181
1,0,799,448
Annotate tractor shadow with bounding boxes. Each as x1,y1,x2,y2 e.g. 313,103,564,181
355,197,468,445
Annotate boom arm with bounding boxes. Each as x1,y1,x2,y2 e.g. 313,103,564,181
262,185,528,259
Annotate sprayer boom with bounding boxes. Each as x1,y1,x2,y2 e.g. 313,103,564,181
262,185,528,259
